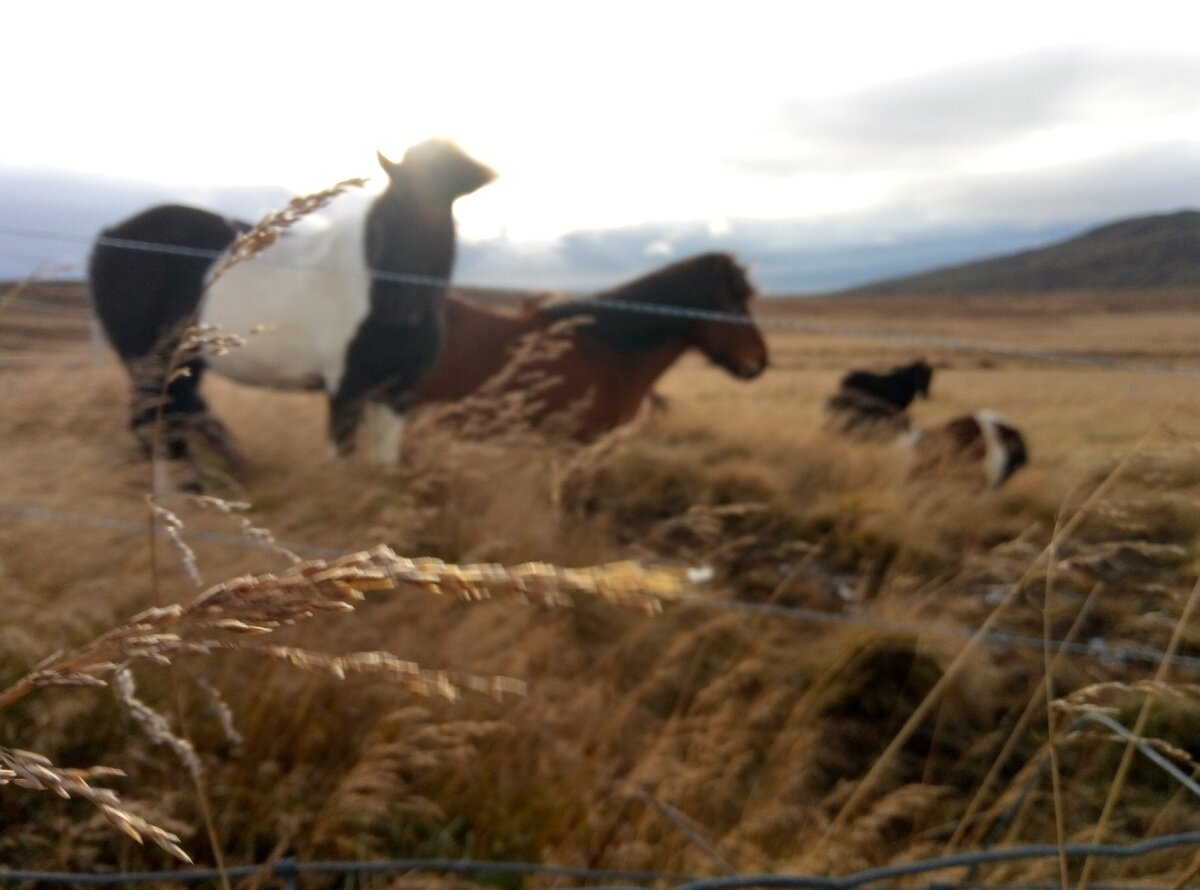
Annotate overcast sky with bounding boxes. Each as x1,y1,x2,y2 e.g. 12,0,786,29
4,0,1199,287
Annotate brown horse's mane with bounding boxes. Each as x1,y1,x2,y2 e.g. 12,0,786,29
537,252,752,354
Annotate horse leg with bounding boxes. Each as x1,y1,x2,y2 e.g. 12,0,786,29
128,346,242,470
329,372,414,464
329,315,426,461
362,400,405,465
328,373,369,459
127,338,190,460
176,359,246,471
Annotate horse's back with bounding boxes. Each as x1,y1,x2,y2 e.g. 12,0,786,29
90,204,244,360
412,295,535,404
203,213,372,392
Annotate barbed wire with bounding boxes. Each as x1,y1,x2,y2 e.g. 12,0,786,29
0,224,454,289
1,832,1197,887
2,221,1199,381
673,831,1200,890
687,594,1200,673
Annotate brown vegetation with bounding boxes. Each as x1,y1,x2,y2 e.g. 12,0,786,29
1,281,1199,884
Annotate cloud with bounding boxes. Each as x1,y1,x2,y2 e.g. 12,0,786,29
457,141,1200,294
729,48,1200,175
885,141,1200,225
6,144,1196,295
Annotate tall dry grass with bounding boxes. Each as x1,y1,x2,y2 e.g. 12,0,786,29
1,284,1199,881
0,188,695,874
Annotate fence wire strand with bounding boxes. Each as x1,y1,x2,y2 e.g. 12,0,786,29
1,833,1198,887
3,220,1199,381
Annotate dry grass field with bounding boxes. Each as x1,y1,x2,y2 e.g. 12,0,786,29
1,280,1199,885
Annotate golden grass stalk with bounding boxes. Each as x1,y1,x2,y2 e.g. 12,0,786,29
1073,730,1199,773
0,747,190,862
147,497,202,586
628,788,738,875
0,545,693,713
196,678,243,749
113,666,203,775
1075,570,1200,890
1041,500,1069,890
206,177,367,282
943,582,1104,853
1054,679,1200,712
182,494,300,564
809,403,1179,860
0,545,695,860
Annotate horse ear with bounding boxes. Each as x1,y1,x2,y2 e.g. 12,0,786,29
377,151,401,177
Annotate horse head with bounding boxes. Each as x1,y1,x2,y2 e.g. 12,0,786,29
690,254,769,380
906,359,934,400
377,140,496,204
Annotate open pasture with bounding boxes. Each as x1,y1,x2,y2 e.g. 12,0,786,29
1,281,1199,882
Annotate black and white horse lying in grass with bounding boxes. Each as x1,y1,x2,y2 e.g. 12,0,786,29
904,411,1029,489
89,140,496,467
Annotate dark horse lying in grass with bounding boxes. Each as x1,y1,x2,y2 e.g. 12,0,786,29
89,140,495,466
413,253,769,441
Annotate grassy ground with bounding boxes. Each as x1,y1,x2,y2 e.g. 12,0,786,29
1,282,1199,884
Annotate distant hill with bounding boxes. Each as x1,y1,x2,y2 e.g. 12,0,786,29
847,210,1200,294
0,166,291,281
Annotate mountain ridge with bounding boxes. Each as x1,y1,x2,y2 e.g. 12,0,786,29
844,209,1200,295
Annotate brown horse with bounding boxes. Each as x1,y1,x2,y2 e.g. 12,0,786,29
412,252,768,440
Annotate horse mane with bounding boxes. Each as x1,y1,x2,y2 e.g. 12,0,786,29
537,252,752,353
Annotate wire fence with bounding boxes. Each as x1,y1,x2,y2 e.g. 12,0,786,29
2,220,1199,381
2,832,1199,888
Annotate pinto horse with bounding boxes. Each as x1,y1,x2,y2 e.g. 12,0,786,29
907,411,1029,489
412,252,769,440
89,140,495,464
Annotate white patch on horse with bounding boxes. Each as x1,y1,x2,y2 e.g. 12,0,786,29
202,213,371,395
975,411,1008,489
362,401,405,465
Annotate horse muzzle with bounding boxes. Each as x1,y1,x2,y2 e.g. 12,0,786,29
733,358,768,380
